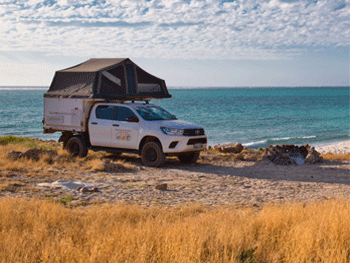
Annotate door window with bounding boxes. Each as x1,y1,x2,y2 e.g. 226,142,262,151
95,105,117,120
116,107,137,122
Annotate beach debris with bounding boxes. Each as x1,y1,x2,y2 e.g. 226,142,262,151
155,183,167,190
7,149,57,161
261,144,322,165
214,143,244,153
38,180,95,191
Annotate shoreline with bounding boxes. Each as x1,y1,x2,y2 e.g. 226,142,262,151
314,140,350,154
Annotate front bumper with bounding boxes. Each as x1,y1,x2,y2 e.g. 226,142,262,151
162,135,207,154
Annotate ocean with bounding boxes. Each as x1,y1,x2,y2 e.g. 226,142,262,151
0,86,349,148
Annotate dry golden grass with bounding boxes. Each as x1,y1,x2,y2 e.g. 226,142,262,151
0,136,137,178
321,153,350,162
0,197,348,263
201,148,264,163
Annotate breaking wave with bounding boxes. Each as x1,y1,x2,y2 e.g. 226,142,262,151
0,87,48,90
243,135,349,149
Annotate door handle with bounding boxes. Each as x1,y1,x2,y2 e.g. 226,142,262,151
113,124,119,127
91,122,98,125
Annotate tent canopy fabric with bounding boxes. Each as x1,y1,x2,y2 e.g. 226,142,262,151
44,58,172,100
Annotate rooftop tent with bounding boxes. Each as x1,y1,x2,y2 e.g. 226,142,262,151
44,58,172,100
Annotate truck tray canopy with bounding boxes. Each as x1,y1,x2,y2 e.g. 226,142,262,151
44,58,171,100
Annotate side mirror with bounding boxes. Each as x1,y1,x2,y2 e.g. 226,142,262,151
127,116,139,122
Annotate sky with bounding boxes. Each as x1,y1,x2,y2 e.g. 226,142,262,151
0,0,349,87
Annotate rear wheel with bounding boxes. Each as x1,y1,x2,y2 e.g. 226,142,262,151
178,152,200,164
141,142,165,167
66,137,88,158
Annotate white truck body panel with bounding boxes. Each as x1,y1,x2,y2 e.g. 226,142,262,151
44,98,99,132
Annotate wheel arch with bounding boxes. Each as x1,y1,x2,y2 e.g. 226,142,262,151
59,131,91,149
139,136,162,153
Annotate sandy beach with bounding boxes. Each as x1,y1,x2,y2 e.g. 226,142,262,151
315,140,350,154
1,140,348,208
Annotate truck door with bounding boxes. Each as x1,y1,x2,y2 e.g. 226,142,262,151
111,106,140,150
89,105,116,147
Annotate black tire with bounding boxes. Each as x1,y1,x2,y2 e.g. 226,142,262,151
141,142,165,167
178,152,200,164
66,137,88,158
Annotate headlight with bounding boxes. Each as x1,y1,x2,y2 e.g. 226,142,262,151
161,127,184,136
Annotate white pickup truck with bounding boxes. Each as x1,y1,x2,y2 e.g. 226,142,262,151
43,98,207,166
43,58,207,166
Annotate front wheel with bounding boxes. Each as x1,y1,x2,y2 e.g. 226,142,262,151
66,137,88,158
141,142,165,167
178,152,200,164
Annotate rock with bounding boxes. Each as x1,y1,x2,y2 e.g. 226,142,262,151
260,155,272,164
79,187,89,193
155,183,167,190
21,149,43,161
91,187,99,193
304,148,323,164
299,144,311,158
7,149,58,161
77,186,99,193
281,153,290,159
214,143,244,154
264,150,276,162
7,151,22,160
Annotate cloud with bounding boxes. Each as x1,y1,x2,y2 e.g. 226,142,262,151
23,19,153,28
0,0,349,60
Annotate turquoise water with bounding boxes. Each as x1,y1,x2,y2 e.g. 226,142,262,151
0,87,349,148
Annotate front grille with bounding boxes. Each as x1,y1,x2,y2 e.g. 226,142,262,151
187,138,207,145
183,128,205,136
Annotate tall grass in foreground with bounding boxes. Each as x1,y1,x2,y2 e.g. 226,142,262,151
0,198,348,263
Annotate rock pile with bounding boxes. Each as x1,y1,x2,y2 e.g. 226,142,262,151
213,143,244,153
262,144,323,165
8,148,57,161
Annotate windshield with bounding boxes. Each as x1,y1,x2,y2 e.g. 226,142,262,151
135,105,177,121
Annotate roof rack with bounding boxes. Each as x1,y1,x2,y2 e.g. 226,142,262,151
102,98,156,104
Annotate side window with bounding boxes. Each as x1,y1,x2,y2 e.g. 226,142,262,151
116,107,137,122
95,105,117,120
